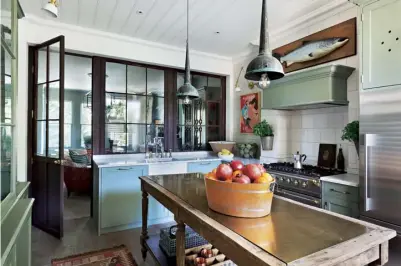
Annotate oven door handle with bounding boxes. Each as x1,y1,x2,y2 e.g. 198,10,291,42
276,188,320,206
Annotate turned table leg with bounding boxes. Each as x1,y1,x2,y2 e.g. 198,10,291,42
176,220,186,266
140,185,149,261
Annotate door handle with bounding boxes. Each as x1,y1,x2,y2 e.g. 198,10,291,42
364,134,375,212
330,188,350,195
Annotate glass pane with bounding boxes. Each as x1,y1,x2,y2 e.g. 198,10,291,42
1,0,12,49
147,124,164,142
106,93,126,123
49,81,60,120
127,94,146,123
178,100,194,125
193,99,206,126
177,126,193,151
48,121,59,158
207,126,220,150
207,102,220,126
49,43,60,81
147,95,164,124
127,124,146,153
36,84,46,120
106,124,126,153
127,65,146,94
1,48,12,123
35,120,46,156
177,72,185,89
81,125,91,149
1,125,12,200
147,68,164,96
207,77,222,100
38,49,47,84
106,62,126,93
192,75,207,92
64,123,71,149
194,126,206,150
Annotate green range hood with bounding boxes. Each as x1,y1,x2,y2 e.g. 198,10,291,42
262,65,355,110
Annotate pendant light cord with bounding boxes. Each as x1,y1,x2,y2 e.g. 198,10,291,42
184,0,191,84
259,0,271,55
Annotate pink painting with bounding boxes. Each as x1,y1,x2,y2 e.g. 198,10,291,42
240,92,260,134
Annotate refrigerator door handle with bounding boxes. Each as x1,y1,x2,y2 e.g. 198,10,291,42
364,134,376,212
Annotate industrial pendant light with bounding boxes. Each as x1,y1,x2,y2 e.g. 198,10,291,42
42,0,58,18
245,0,284,89
177,0,199,104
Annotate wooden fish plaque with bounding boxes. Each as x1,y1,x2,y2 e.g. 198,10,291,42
273,18,357,73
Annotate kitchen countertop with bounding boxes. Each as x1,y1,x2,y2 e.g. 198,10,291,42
93,152,261,168
320,173,359,187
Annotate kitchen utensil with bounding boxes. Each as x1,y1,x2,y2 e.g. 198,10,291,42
293,151,307,169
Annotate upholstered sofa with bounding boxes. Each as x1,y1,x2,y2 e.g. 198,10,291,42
63,150,92,197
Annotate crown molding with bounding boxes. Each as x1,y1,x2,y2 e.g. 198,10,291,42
24,15,233,62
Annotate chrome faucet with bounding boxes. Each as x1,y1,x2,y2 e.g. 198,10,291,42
154,137,164,158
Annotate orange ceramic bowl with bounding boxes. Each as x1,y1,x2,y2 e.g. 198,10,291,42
204,177,276,218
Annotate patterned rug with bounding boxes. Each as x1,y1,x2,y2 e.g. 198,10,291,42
51,245,137,266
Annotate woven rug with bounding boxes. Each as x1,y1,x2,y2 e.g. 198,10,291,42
51,245,137,266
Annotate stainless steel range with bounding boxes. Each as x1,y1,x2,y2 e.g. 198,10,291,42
264,163,345,208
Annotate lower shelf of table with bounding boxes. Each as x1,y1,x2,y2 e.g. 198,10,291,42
144,235,176,266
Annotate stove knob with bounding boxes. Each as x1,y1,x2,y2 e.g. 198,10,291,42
302,182,307,188
312,179,321,187
286,178,291,184
293,180,299,186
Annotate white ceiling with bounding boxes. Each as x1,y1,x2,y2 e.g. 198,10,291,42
20,0,333,57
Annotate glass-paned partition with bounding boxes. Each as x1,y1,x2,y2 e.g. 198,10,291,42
176,74,223,151
105,62,165,153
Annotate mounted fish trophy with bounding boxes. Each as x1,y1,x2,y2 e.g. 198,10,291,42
274,38,349,67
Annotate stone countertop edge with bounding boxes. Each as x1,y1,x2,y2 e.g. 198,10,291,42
320,173,359,187
94,156,261,168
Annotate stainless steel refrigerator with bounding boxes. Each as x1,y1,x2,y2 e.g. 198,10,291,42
360,85,401,236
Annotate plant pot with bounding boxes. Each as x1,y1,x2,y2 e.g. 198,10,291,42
260,136,274,151
354,140,359,158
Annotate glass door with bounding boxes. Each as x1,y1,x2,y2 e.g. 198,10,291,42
32,36,65,239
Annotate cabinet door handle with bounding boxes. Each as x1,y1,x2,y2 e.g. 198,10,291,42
117,168,132,171
330,188,350,195
199,162,212,165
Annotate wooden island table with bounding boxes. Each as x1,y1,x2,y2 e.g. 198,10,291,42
139,173,396,266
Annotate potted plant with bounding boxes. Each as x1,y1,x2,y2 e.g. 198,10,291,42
253,120,274,151
341,120,359,157
83,135,92,149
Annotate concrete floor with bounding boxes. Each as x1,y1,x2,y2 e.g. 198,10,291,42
32,217,401,266
32,218,165,266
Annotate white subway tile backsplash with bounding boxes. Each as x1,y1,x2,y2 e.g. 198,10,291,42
328,113,345,128
291,115,302,128
306,129,320,142
313,114,329,129
348,108,359,122
320,129,336,143
302,115,314,128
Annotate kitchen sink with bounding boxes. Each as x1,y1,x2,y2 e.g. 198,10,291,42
144,157,174,163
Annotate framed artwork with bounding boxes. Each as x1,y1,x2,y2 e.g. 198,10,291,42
240,92,260,134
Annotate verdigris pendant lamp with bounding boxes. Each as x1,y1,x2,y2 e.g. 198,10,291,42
245,0,284,89
177,0,199,104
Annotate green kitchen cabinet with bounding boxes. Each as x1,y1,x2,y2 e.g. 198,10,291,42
187,160,221,174
361,0,401,90
322,181,359,218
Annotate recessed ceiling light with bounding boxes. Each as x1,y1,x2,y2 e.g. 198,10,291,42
136,10,143,15
215,31,220,34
